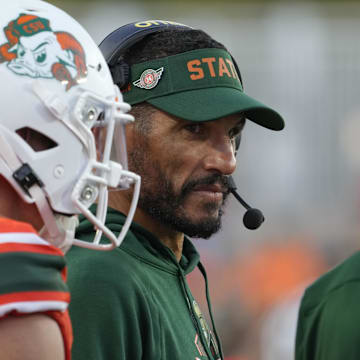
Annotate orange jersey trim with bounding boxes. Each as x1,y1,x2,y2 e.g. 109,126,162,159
0,291,70,306
0,218,37,234
46,310,73,360
0,242,63,256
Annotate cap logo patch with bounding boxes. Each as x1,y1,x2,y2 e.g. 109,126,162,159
133,67,164,89
0,13,87,91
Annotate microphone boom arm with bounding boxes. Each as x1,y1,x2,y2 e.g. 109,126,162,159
228,176,265,230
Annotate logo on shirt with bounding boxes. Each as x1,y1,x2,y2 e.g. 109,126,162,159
192,300,220,359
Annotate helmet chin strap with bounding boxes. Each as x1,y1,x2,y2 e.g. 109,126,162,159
0,130,75,253
38,210,78,253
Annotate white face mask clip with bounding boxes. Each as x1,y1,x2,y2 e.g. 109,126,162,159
12,163,44,196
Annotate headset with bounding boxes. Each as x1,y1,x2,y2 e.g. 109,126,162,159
99,20,264,230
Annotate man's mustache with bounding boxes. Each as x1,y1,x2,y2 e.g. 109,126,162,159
181,174,230,197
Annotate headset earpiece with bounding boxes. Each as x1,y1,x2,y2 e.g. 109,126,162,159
109,60,130,89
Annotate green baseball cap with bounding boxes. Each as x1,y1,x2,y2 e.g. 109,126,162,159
123,48,284,130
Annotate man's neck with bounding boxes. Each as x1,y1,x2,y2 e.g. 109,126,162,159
135,211,185,262
108,191,184,261
0,177,43,231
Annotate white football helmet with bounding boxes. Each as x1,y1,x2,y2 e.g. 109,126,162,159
0,0,140,251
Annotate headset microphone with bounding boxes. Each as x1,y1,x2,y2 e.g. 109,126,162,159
228,176,264,230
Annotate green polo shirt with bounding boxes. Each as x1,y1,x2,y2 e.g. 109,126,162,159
66,207,222,360
295,251,360,360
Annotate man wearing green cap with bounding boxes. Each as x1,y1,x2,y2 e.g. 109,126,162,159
66,21,284,360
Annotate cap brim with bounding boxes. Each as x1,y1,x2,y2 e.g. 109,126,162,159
147,87,284,131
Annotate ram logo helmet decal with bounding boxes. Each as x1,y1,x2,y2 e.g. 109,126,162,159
0,13,87,91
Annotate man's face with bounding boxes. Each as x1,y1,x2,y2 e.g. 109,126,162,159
127,109,245,238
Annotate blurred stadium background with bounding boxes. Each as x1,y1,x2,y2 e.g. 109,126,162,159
49,1,360,359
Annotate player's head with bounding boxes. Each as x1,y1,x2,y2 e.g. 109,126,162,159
99,21,284,238
0,1,140,251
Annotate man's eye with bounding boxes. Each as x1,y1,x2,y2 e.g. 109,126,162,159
185,124,202,134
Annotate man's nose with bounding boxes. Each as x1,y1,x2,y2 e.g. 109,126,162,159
203,138,236,176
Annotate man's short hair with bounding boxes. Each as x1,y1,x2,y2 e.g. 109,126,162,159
124,28,227,66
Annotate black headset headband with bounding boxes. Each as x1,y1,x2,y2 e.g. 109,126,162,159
99,20,242,150
99,21,190,66
99,22,192,89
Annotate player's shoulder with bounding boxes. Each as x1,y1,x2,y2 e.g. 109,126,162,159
66,236,145,291
66,233,134,268
67,247,153,313
0,218,69,318
0,217,63,256
67,222,162,297
67,223,144,270
301,251,360,310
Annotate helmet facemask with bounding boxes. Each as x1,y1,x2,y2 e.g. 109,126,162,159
0,0,140,252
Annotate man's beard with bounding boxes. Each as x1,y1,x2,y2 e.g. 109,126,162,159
129,146,230,239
